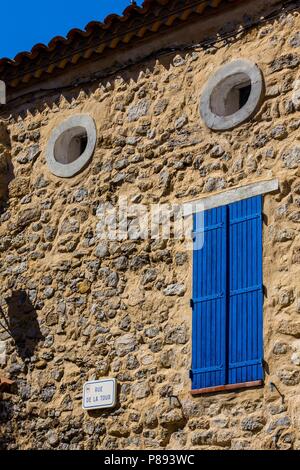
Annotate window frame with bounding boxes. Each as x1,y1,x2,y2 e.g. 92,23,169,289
199,59,265,131
46,114,97,178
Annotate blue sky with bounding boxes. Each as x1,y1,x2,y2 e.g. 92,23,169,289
0,1,143,59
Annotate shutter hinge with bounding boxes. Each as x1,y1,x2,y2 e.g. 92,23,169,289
190,299,194,309
189,369,193,379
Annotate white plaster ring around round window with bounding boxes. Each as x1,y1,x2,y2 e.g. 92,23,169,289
200,59,265,131
46,115,97,177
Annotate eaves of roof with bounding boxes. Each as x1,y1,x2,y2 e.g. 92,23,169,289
0,0,242,89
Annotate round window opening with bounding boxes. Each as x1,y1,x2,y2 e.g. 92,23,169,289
54,126,88,165
46,115,97,178
200,60,264,131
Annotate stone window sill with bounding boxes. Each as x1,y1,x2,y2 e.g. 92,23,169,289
191,380,263,396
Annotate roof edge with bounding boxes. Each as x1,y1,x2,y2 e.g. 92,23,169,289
0,0,247,89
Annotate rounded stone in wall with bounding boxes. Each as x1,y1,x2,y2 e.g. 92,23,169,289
199,59,265,131
46,114,97,177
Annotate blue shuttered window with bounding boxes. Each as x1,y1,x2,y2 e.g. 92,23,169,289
191,196,263,391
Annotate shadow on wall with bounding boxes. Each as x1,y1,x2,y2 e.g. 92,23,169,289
3,290,44,361
8,52,189,118
0,400,15,450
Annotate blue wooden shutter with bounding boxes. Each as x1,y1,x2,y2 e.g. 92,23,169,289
191,206,227,390
228,195,264,384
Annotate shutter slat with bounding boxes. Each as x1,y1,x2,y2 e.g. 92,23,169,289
191,206,227,390
228,195,263,384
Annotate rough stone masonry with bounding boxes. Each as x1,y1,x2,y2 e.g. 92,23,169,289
0,0,300,450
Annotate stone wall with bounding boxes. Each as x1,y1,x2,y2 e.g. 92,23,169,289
0,121,10,203
0,8,300,450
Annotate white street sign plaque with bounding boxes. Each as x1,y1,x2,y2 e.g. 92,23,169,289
82,378,117,410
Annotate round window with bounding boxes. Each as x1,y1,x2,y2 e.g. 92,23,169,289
46,115,97,177
200,59,264,131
